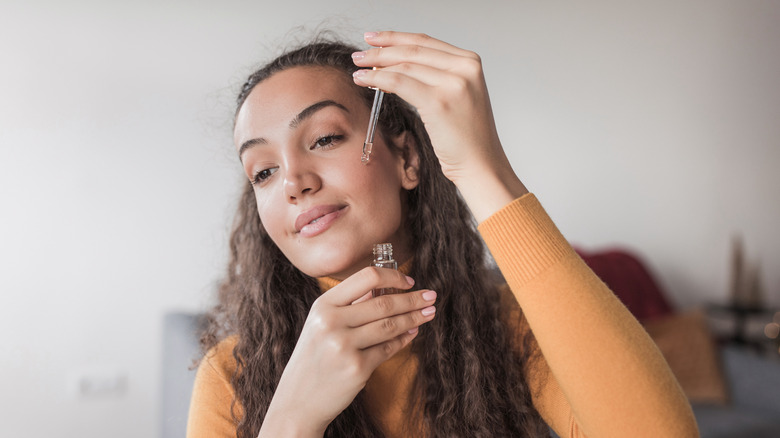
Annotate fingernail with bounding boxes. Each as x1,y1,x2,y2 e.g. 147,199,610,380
351,51,366,61
405,275,415,286
422,290,437,301
364,31,379,39
352,69,367,78
421,306,436,316
408,327,419,335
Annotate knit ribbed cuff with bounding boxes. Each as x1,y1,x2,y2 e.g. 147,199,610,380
478,193,575,287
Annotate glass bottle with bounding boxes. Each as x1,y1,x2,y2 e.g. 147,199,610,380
371,243,397,298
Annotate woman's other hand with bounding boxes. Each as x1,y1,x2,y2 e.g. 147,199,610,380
351,31,528,222
259,267,436,437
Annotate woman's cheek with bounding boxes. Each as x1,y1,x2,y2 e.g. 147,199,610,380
256,194,283,237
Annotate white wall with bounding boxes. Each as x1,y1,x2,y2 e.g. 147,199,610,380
1,1,778,436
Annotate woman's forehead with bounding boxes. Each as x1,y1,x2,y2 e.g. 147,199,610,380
251,66,358,109
234,66,364,145
243,67,358,116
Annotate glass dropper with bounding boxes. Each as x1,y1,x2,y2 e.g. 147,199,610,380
361,77,384,164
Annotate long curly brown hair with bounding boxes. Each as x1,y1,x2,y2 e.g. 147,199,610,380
200,36,549,437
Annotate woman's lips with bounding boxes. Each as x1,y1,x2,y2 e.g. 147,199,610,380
295,204,347,237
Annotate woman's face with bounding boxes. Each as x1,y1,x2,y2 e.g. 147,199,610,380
234,66,418,280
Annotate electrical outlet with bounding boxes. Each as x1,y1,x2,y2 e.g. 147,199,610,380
69,368,128,399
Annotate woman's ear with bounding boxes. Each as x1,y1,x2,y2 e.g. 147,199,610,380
392,131,420,190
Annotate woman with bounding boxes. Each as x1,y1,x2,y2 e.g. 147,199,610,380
188,31,698,437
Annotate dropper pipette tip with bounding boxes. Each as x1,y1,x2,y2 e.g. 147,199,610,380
361,87,384,164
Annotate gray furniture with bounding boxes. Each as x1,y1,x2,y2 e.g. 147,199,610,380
161,312,205,438
691,346,780,438
162,312,780,438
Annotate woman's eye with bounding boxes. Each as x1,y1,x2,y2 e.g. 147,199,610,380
251,167,277,185
312,134,344,150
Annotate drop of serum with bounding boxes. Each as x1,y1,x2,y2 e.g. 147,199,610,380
361,142,373,164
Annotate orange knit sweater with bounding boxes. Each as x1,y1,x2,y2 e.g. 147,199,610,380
187,193,698,437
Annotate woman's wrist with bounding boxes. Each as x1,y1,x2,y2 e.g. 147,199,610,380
450,161,529,224
258,402,326,438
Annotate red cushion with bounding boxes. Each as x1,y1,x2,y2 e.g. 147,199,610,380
575,248,673,322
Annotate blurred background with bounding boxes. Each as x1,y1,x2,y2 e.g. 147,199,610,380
1,0,778,437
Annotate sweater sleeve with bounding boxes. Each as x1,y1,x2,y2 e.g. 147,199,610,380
478,193,699,438
497,283,588,437
186,336,240,438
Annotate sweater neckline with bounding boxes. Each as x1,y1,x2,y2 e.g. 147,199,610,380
316,258,414,293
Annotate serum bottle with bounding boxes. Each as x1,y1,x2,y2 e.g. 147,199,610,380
371,243,398,298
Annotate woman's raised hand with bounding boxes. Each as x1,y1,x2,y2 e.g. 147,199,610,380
351,31,528,222
259,267,436,437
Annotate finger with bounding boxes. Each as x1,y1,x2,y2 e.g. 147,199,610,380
363,31,476,59
353,45,465,71
353,304,436,349
352,68,437,111
351,290,372,305
354,45,481,77
324,266,415,307
369,62,462,88
361,327,421,368
345,289,437,327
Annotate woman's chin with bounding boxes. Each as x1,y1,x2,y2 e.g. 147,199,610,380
297,255,369,281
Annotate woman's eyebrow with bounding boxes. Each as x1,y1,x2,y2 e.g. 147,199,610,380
238,137,267,161
288,100,349,129
239,100,350,160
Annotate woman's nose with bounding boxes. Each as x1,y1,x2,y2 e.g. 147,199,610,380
283,160,321,203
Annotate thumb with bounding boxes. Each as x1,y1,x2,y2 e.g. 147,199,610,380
325,266,415,307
